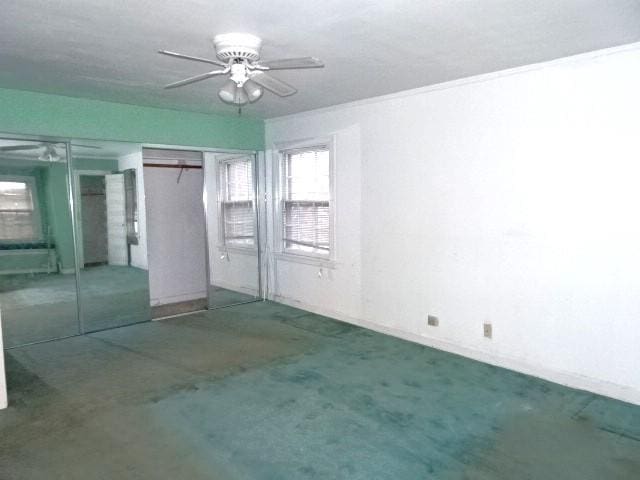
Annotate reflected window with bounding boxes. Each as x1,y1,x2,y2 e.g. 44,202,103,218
0,177,42,242
279,146,332,257
218,157,255,247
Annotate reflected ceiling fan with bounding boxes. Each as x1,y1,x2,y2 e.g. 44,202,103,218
159,33,324,106
0,142,101,162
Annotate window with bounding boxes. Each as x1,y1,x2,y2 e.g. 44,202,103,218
280,145,332,258
0,178,42,242
218,157,255,247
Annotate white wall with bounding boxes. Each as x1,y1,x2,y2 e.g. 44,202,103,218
144,166,207,305
265,126,362,319
265,43,640,405
118,151,148,270
203,152,260,297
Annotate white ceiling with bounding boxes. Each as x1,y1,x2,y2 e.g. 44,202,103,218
0,0,639,119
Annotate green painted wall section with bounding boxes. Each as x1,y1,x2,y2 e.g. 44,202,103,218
74,158,118,171
43,164,74,271
0,88,264,150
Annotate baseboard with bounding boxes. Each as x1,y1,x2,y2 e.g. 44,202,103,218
0,267,68,275
150,290,207,306
0,268,50,275
211,280,258,297
271,295,640,406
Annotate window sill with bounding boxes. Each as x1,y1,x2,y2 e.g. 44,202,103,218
274,251,336,269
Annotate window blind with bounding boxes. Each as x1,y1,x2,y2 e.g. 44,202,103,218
282,147,330,256
0,180,40,241
220,158,255,246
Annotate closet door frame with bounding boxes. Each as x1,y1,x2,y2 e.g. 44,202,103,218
0,133,264,348
0,132,153,346
202,151,263,309
0,133,83,343
141,143,263,311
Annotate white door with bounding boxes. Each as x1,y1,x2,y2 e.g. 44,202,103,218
105,173,128,266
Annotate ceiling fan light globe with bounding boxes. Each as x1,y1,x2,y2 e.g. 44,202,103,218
234,86,249,106
243,80,263,103
218,80,238,104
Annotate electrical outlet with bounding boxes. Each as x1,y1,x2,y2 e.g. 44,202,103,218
427,315,439,327
483,323,492,338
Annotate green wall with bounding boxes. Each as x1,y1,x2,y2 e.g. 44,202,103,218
0,86,264,272
0,88,264,150
43,163,74,271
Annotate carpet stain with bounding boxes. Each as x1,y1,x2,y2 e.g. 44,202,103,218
1,301,639,479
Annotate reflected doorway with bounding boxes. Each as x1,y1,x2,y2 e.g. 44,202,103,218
78,173,108,267
72,148,151,333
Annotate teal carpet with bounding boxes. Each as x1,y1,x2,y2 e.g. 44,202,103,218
209,285,258,308
0,265,150,347
1,301,638,479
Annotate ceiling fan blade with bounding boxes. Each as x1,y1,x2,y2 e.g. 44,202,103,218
250,71,297,97
0,145,41,152
158,50,227,68
164,70,227,89
258,57,324,70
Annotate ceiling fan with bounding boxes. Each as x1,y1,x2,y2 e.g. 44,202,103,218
0,142,100,162
159,33,324,106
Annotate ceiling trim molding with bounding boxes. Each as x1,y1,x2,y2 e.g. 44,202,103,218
266,41,640,124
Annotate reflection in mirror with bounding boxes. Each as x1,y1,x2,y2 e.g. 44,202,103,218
204,152,261,308
0,139,78,347
124,169,139,245
72,142,150,332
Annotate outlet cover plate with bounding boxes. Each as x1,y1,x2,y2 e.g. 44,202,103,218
483,323,492,338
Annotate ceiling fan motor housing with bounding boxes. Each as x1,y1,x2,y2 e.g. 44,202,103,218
214,33,262,62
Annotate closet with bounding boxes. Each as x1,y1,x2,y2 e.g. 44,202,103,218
0,136,151,347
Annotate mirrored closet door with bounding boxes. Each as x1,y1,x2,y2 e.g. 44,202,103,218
204,152,261,308
0,136,261,348
71,142,151,332
0,136,152,349
0,139,79,347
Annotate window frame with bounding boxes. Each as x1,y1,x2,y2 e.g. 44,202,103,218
0,175,43,243
274,137,335,263
216,154,258,252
